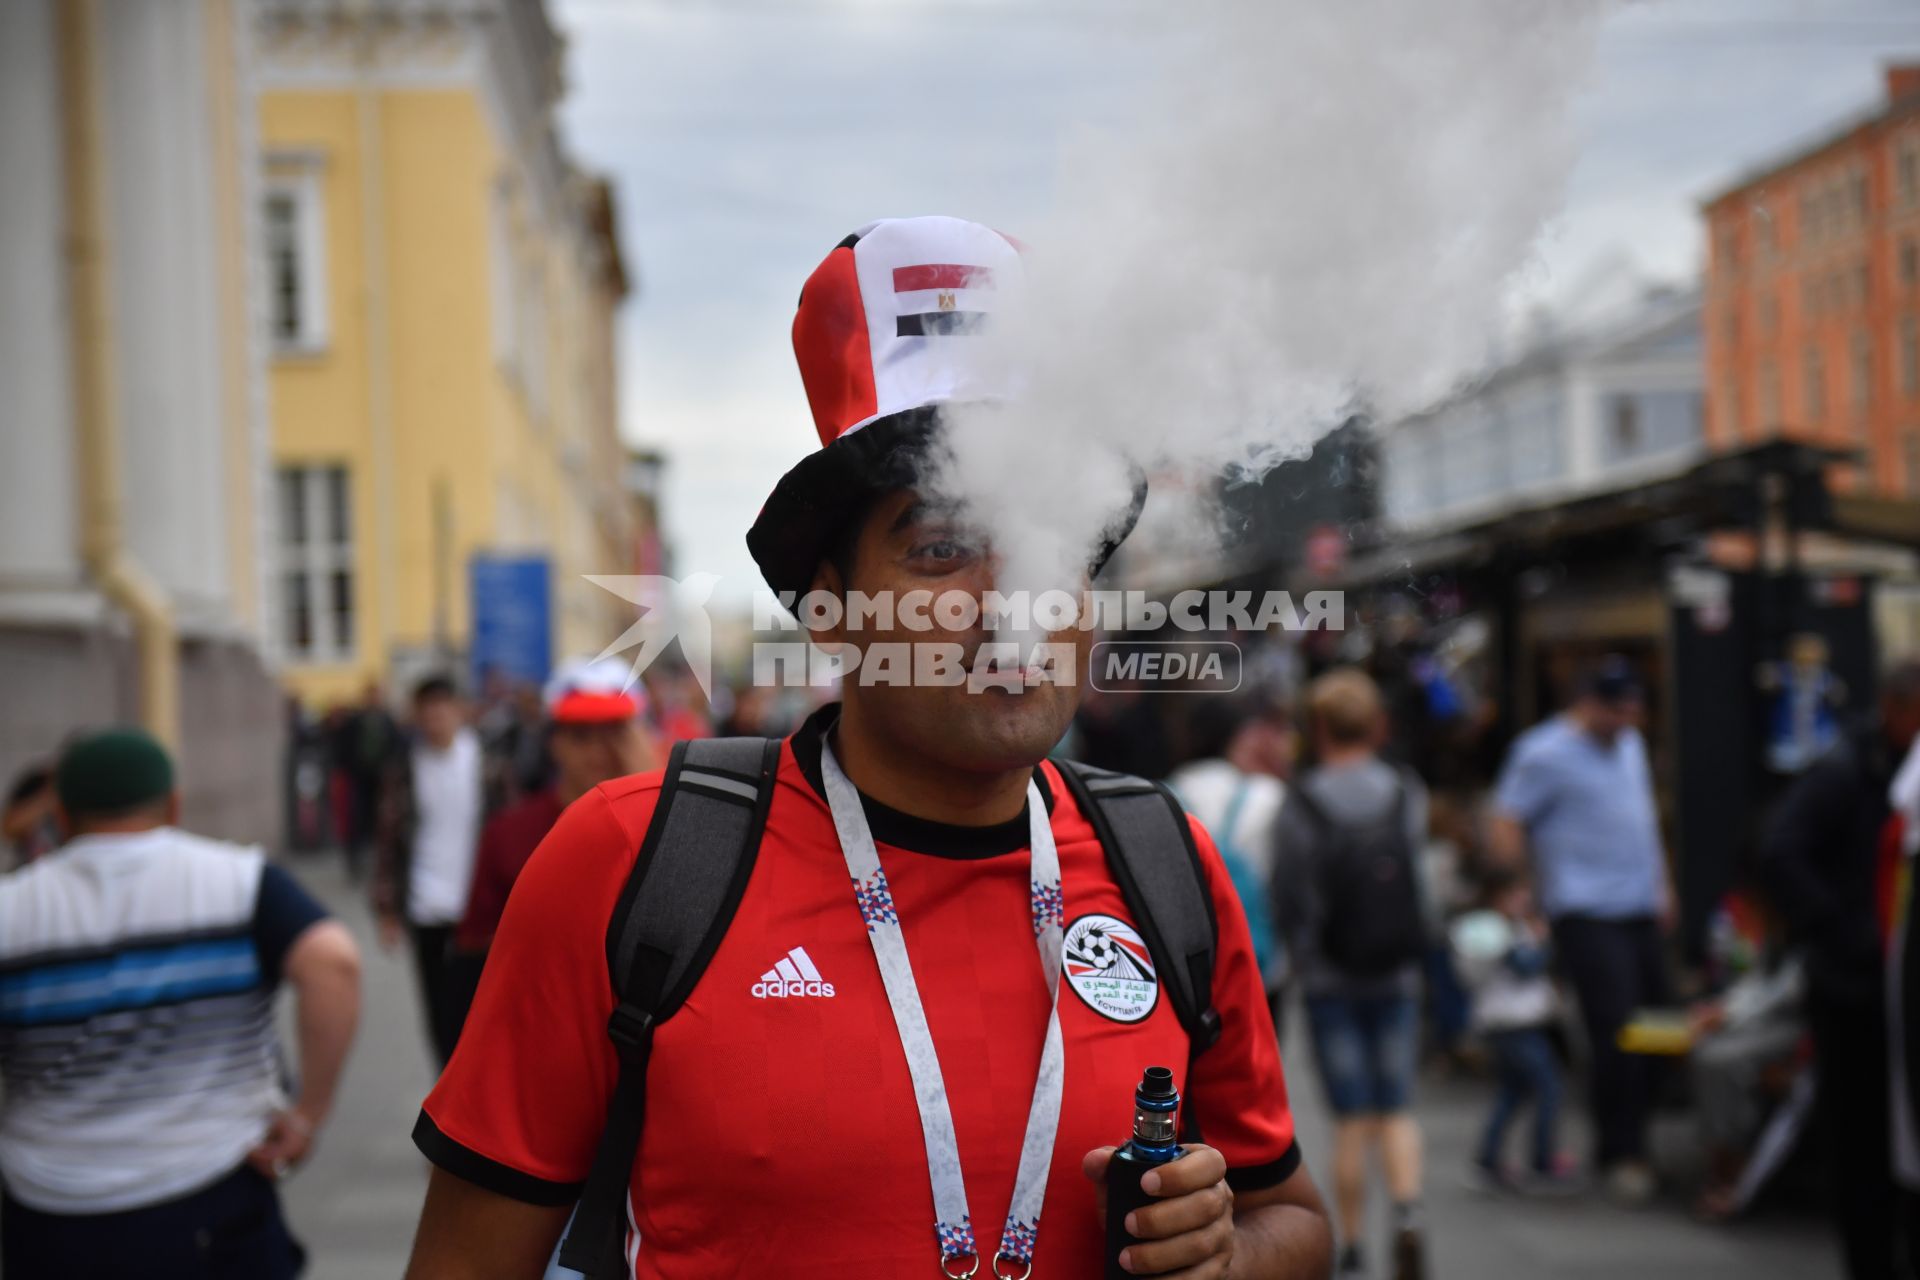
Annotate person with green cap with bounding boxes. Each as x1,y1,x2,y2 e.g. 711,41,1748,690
0,728,363,1279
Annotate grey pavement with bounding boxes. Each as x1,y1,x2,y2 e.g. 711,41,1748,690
279,853,435,1280
278,853,1845,1279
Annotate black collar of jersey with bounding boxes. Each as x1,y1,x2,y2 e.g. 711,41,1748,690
787,702,1056,860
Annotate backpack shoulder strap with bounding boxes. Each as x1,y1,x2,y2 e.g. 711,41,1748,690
559,735,781,1278
1057,760,1223,1056
1282,772,1340,855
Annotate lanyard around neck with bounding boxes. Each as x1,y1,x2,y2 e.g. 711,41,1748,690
820,743,1066,1279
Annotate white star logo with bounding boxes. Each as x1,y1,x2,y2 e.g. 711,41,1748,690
583,573,721,703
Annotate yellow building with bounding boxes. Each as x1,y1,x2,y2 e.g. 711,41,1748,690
255,0,633,707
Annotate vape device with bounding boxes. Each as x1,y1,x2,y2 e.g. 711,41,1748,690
1104,1065,1181,1279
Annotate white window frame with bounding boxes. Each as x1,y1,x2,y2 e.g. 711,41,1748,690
278,464,355,664
263,163,328,356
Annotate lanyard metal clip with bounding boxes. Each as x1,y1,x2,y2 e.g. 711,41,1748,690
992,1251,1034,1280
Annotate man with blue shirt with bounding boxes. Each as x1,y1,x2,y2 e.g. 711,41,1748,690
1490,658,1674,1204
0,729,362,1278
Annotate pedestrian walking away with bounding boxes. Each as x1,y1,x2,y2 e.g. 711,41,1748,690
374,674,488,1068
1490,656,1674,1205
0,729,362,1280
337,682,401,882
1761,660,1920,1280
1168,691,1295,1036
1274,667,1431,1280
400,216,1333,1279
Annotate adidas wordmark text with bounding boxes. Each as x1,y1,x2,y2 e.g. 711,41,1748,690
751,946,836,999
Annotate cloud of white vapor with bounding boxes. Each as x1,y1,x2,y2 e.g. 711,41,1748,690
931,0,1613,646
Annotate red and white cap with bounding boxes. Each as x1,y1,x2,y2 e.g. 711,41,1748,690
746,216,1142,600
543,656,644,724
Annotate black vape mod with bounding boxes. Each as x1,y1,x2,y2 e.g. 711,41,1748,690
1104,1065,1181,1279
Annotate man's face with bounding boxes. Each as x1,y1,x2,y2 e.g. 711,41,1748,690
813,489,1084,775
416,695,463,747
1579,694,1637,744
1245,718,1297,780
550,720,652,794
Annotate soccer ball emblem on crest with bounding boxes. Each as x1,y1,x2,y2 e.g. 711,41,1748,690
1062,913,1160,1024
1083,927,1119,971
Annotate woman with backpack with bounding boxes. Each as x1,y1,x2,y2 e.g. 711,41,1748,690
1274,668,1432,1280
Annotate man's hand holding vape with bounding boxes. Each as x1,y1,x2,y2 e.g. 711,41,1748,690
1083,1143,1331,1278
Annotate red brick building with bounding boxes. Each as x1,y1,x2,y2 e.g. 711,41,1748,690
1703,65,1920,493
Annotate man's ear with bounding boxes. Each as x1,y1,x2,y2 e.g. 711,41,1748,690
806,559,849,648
164,791,183,827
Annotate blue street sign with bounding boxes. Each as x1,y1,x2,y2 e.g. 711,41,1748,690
470,554,553,690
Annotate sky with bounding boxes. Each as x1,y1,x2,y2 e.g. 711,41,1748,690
551,0,1920,607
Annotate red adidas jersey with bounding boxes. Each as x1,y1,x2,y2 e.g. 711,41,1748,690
418,711,1298,1277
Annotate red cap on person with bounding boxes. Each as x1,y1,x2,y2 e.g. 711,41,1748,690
544,657,644,725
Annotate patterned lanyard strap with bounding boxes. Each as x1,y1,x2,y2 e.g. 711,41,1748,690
821,744,1066,1279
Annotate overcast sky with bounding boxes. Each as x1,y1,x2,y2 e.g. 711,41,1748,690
552,0,1920,606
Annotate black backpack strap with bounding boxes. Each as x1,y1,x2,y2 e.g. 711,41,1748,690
1057,760,1222,1056
1282,770,1332,832
558,736,781,1277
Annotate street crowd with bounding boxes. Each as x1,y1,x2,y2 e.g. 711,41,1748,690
1,215,1917,1280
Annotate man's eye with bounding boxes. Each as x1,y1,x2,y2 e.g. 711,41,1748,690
912,538,971,563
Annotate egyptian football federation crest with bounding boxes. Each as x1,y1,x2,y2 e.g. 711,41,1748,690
1063,913,1159,1023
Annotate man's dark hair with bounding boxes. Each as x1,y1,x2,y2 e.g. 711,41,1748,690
1577,654,1640,707
6,764,52,810
824,494,879,591
1186,692,1285,762
413,673,459,705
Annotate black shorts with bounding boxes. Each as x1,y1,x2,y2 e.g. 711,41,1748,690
1,1164,305,1280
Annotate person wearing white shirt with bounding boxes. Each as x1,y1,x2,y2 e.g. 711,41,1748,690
374,675,486,1066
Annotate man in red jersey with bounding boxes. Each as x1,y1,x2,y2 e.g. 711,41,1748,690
404,217,1331,1279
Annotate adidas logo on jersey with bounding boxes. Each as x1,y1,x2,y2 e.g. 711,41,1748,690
751,946,835,999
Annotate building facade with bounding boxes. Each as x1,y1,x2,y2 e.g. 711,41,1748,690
255,0,633,708
0,0,281,844
1380,287,1705,533
1702,64,1920,494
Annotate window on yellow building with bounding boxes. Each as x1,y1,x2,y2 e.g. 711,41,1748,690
279,464,354,663
263,171,326,354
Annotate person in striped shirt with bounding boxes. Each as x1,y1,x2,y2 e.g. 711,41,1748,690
0,728,362,1280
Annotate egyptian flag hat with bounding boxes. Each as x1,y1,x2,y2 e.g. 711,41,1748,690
745,215,1145,602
